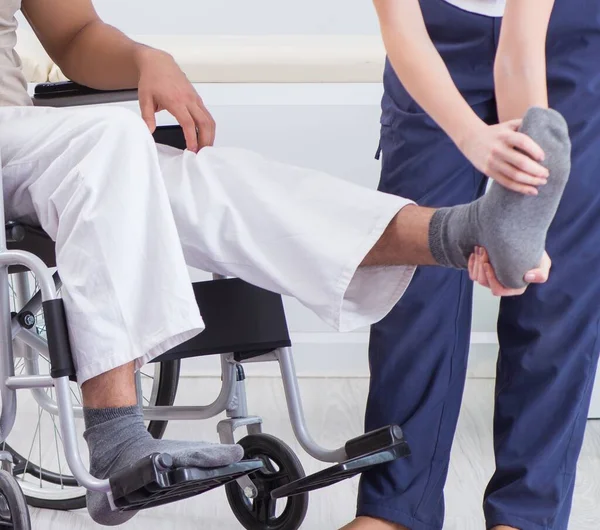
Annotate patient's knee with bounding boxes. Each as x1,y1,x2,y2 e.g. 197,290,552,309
72,106,154,150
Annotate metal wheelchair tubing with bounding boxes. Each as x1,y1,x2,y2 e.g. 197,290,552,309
11,327,240,421
141,354,238,421
276,347,348,463
10,297,350,465
54,376,111,492
9,277,239,420
0,272,108,489
11,270,239,421
10,272,61,339
0,251,56,448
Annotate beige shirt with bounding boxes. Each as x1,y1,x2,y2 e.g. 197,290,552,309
0,0,32,106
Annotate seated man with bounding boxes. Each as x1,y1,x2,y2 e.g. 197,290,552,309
0,0,567,526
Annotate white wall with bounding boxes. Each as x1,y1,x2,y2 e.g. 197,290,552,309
91,0,380,36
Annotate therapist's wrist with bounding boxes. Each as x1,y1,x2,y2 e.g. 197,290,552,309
450,114,487,157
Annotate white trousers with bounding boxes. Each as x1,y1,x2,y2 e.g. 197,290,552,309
0,105,415,384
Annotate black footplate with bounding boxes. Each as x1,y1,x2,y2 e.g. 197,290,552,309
109,453,264,511
271,425,410,499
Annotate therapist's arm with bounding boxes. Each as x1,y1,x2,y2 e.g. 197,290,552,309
373,0,549,195
373,1,482,149
494,0,556,122
21,0,215,152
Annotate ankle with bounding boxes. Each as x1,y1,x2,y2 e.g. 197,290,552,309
81,362,138,408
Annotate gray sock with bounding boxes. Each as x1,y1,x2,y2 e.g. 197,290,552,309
429,107,571,288
83,406,244,526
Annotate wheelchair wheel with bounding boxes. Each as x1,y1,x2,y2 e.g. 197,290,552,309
0,470,31,529
225,434,308,530
3,359,180,511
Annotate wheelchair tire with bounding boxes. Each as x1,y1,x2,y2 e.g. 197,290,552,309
146,358,181,439
5,359,180,512
0,470,32,530
225,434,308,530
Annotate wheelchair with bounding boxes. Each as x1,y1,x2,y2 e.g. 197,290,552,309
0,81,410,529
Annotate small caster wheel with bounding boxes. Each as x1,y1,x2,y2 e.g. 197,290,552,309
225,434,308,530
0,470,31,529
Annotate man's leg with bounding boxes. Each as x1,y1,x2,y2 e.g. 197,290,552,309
484,2,600,528
156,104,566,338
81,363,137,408
0,105,242,526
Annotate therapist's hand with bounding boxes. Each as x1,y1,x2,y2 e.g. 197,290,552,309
459,120,549,196
136,48,215,152
469,247,551,297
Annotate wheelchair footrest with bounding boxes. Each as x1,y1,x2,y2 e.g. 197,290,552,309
271,425,410,499
109,453,264,512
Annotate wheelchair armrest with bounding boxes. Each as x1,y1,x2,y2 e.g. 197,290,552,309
32,81,187,148
33,81,138,107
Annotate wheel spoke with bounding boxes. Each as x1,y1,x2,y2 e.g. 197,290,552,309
264,470,293,490
38,409,43,489
37,353,50,365
259,457,278,475
23,407,43,481
252,495,276,523
47,391,65,446
69,386,81,406
13,359,23,374
49,393,64,489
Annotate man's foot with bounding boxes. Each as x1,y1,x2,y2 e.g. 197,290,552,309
340,516,409,530
429,107,571,289
83,406,244,526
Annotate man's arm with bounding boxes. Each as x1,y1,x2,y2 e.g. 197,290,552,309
21,0,215,152
373,0,548,195
21,0,146,90
494,0,556,122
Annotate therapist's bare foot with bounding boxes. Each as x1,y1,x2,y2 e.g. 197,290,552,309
340,516,408,530
491,526,519,530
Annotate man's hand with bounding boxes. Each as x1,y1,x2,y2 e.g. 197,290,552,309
469,247,551,296
137,48,215,152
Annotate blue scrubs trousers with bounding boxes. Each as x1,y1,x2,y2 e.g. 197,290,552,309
358,1,600,529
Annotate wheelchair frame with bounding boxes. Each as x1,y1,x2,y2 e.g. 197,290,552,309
5,269,348,495
0,82,410,527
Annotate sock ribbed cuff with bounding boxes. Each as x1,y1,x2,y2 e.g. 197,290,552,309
83,405,142,430
428,208,453,267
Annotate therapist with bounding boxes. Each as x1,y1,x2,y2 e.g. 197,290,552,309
344,1,600,530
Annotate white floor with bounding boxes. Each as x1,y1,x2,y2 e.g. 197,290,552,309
29,377,600,530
